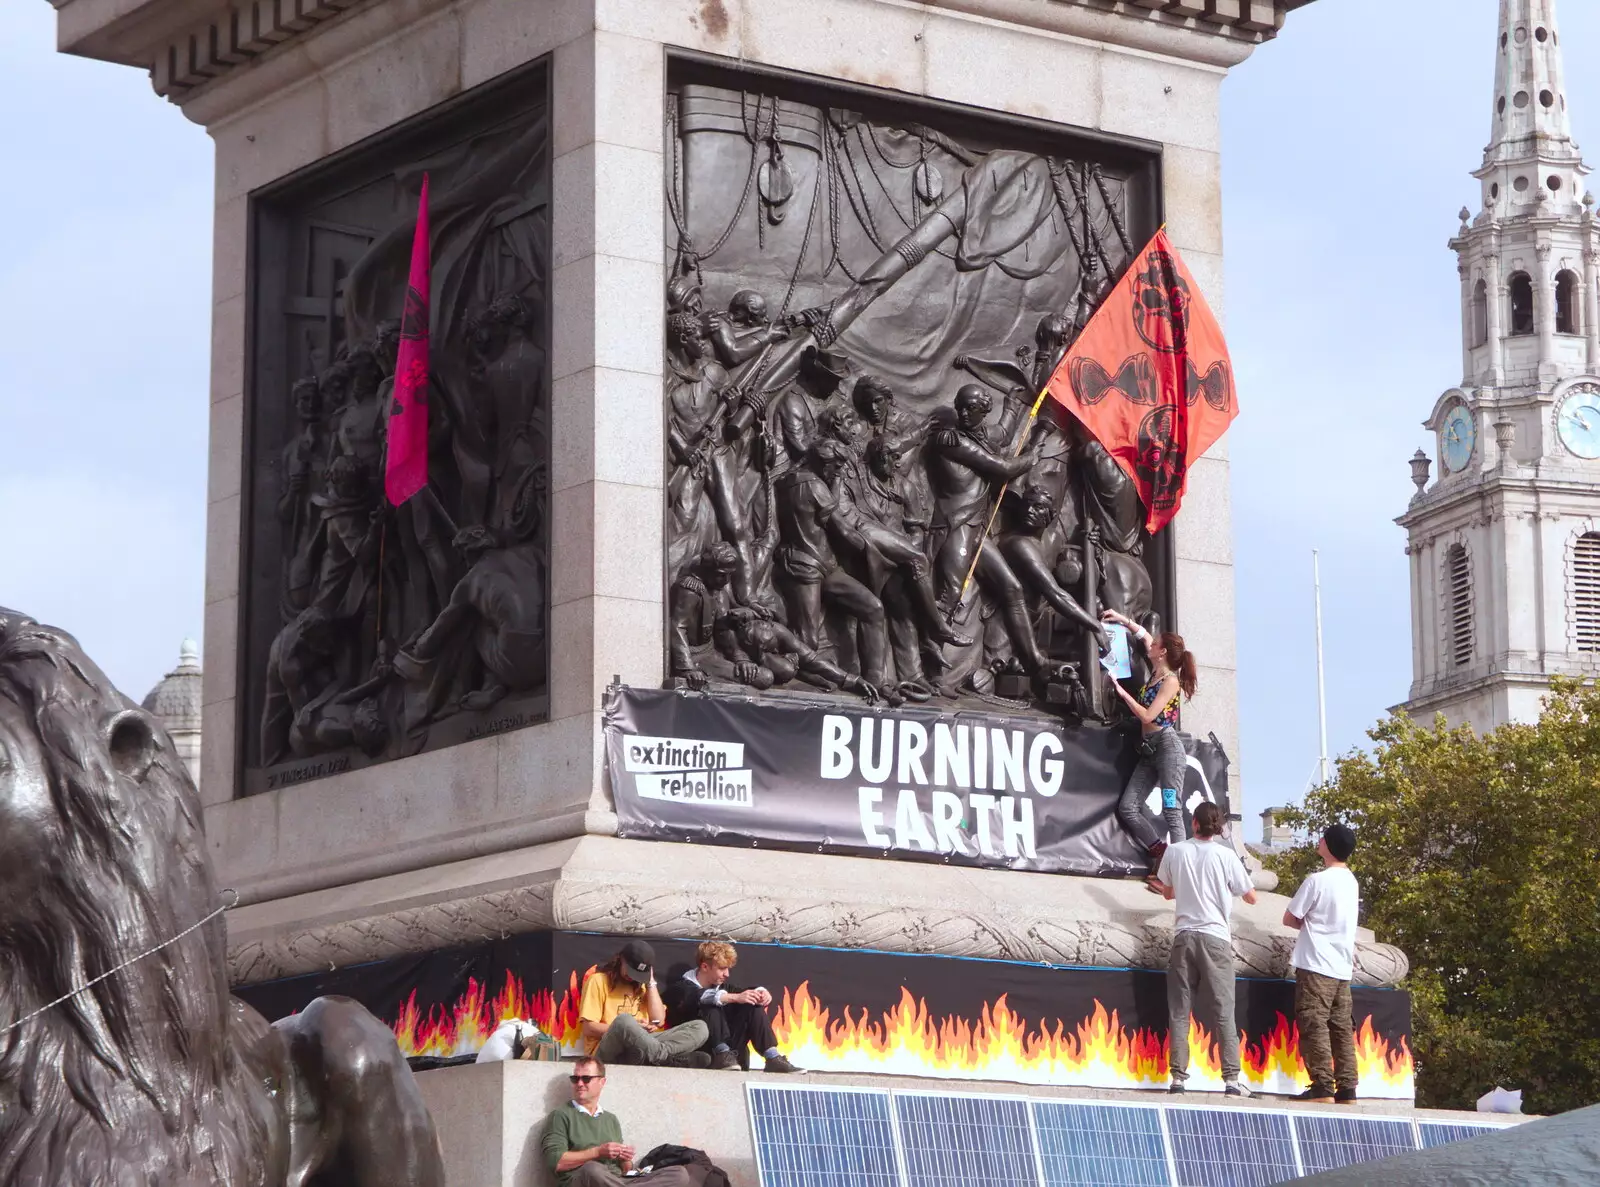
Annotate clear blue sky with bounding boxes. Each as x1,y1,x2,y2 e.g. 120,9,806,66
2,1,1595,832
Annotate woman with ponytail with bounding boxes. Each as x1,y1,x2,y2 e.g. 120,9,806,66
1101,610,1198,867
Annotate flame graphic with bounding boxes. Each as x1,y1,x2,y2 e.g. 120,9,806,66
391,970,584,1057
768,982,1414,1099
383,971,1414,1099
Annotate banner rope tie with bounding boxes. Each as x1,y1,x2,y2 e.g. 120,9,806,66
0,888,239,1035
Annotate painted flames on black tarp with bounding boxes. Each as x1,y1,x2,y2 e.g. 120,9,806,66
389,970,1414,1098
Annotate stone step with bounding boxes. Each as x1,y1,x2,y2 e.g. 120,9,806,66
416,1059,1509,1187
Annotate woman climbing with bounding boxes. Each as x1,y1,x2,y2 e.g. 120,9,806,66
1101,609,1198,868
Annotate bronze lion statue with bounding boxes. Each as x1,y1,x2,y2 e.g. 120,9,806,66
0,608,445,1187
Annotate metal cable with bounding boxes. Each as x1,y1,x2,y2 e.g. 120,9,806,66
1,889,240,1035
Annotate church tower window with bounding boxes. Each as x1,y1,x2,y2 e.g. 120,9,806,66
1574,534,1600,653
1445,544,1474,667
1472,279,1489,346
1556,269,1580,334
1509,272,1535,335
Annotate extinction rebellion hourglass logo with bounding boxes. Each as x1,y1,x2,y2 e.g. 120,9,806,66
622,735,754,806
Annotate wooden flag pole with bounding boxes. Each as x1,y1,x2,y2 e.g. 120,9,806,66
955,387,1052,606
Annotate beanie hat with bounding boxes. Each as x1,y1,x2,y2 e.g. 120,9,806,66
1324,824,1357,862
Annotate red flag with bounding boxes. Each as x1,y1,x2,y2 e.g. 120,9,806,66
1045,229,1237,534
385,174,430,506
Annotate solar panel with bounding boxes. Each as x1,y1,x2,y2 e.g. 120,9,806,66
1417,1120,1505,1148
1292,1113,1418,1174
893,1092,1042,1187
747,1084,902,1187
1030,1100,1172,1187
1165,1107,1301,1187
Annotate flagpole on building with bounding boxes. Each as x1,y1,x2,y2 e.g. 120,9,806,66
1313,548,1329,787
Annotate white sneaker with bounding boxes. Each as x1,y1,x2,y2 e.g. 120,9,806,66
1224,1080,1254,1098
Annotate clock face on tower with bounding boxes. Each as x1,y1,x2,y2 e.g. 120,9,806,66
1557,387,1600,459
1441,403,1476,473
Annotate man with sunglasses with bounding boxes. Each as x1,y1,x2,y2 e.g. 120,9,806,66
541,1057,692,1186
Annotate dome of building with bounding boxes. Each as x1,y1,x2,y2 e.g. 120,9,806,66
143,639,203,784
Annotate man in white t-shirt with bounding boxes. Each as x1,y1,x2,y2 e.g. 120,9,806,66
1150,802,1258,1096
1283,823,1361,1104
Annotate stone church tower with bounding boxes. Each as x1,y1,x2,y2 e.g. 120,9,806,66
1399,0,1600,732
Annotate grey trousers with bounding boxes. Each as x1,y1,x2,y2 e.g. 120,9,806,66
1118,727,1187,851
594,1013,710,1066
1168,930,1240,1082
572,1163,692,1186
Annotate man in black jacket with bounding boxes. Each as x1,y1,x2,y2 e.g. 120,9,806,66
660,941,800,1073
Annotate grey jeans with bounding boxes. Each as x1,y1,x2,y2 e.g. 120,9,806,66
1118,726,1187,851
1168,930,1240,1082
594,1013,709,1066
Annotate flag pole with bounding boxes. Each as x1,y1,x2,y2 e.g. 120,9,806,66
956,388,1051,606
1313,548,1329,786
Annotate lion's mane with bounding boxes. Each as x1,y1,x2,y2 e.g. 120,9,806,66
0,609,276,1186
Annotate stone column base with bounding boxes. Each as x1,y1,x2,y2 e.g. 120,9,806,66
225,836,1407,987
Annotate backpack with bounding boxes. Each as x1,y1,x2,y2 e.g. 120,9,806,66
511,1025,562,1062
638,1144,732,1187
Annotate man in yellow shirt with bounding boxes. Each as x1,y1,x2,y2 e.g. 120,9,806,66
579,940,710,1068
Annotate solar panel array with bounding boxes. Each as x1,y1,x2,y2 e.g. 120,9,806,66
747,1085,1520,1187
1417,1120,1503,1148
747,1085,902,1187
895,1093,1040,1187
1292,1114,1419,1175
1031,1100,1171,1187
1165,1107,1301,1186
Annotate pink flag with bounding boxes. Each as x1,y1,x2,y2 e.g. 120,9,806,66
385,174,430,506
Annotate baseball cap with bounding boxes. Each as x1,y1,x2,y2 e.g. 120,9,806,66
617,939,656,984
1323,824,1357,862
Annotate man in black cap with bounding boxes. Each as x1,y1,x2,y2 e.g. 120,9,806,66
577,940,711,1068
1284,824,1361,1104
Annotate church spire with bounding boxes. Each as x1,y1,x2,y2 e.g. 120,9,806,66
1476,0,1589,219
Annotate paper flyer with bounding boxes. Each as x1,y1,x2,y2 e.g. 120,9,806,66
1099,623,1132,680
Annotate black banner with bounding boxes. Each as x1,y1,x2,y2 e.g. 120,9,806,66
604,687,1231,876
235,929,1414,1100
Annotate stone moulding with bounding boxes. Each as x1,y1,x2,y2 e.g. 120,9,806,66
226,848,1409,988
59,0,1306,103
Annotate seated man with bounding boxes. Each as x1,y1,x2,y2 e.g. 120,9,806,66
579,940,711,1068
661,941,800,1073
541,1056,692,1186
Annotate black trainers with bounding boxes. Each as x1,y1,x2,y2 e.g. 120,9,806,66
710,1050,741,1071
1168,1082,1186,1095
1334,1090,1357,1105
661,1050,712,1069
1295,1088,1335,1103
764,1054,801,1074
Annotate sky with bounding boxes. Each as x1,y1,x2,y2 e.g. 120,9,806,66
1224,0,1600,829
2,0,1595,831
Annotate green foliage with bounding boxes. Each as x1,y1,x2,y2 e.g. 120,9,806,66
1264,679,1600,1115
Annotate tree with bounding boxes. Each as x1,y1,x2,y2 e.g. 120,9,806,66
1265,679,1600,1115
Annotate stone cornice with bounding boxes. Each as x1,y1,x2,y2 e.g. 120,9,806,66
1398,467,1600,529
47,0,1316,107
224,833,1407,988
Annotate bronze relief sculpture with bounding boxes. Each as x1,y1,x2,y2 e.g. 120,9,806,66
0,608,444,1186
663,69,1168,713
242,67,551,794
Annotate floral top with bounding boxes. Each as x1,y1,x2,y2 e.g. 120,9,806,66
1138,676,1181,729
